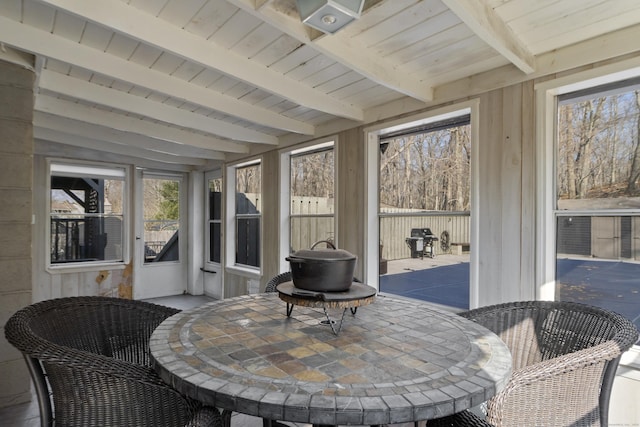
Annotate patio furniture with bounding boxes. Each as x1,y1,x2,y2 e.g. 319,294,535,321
4,296,222,427
427,300,639,427
150,293,512,427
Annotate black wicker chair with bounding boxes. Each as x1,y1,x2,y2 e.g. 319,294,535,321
5,296,222,427
428,300,638,427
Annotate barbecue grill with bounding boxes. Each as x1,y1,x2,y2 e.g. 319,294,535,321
405,228,438,259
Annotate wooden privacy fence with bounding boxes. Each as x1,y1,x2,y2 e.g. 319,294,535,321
379,212,470,260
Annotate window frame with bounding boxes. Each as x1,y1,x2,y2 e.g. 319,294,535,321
279,138,337,273
288,141,336,253
535,58,640,302
364,101,480,299
46,159,130,271
225,159,262,275
205,172,223,266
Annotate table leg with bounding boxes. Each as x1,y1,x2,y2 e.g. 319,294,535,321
286,303,293,317
322,307,348,334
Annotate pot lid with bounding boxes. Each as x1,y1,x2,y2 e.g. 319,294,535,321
289,248,356,261
289,240,356,261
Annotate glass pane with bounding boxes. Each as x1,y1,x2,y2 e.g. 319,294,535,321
555,215,640,332
236,217,260,267
290,149,334,214
50,174,124,263
209,222,221,263
557,89,640,209
236,164,261,215
143,178,180,263
290,216,334,252
378,121,471,309
209,178,222,220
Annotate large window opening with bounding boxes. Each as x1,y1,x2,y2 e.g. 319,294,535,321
289,143,335,252
49,162,126,265
378,114,471,309
235,162,261,268
208,177,223,264
554,77,640,330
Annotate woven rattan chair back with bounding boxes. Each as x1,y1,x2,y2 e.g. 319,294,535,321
429,300,638,427
5,296,221,427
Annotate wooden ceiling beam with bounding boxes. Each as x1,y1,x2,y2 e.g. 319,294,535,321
227,0,434,102
35,95,248,155
38,70,278,145
34,127,211,166
442,0,536,74
35,0,364,121
34,110,227,161
0,14,313,136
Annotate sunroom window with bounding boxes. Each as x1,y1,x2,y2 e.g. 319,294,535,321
290,143,335,251
49,162,126,265
554,77,640,331
234,162,261,268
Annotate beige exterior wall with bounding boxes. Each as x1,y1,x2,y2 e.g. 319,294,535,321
0,58,35,408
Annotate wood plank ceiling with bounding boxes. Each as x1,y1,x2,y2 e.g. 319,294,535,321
1,0,639,170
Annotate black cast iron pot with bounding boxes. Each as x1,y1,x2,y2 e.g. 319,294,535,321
286,240,357,292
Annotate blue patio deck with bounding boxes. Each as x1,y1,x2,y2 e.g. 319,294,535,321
379,257,640,330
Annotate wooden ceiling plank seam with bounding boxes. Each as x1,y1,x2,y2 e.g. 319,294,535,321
0,14,314,135
492,0,559,22
34,110,226,160
518,2,640,54
182,0,238,39
157,0,209,29
35,94,249,153
36,0,364,120
52,9,85,41
441,0,536,74
250,34,304,68
23,0,56,30
388,23,473,64
38,69,279,144
212,8,263,50
433,22,640,106
354,0,450,48
228,0,434,102
348,0,422,35
505,0,607,35
372,9,460,57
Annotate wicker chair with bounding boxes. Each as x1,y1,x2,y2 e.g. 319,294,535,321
5,296,222,427
428,300,638,427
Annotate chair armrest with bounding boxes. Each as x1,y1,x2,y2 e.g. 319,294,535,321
486,341,623,426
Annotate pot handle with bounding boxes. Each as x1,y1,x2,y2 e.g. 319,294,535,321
310,240,336,250
285,256,307,263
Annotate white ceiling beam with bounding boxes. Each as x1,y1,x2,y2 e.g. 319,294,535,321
442,0,536,74
35,139,208,172
227,0,434,102
38,70,278,145
34,127,209,166
34,110,226,161
35,95,248,154
34,0,364,121
0,15,312,136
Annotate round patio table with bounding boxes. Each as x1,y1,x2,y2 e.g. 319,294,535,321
150,293,511,426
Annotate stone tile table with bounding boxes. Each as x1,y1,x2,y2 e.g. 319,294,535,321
150,293,512,426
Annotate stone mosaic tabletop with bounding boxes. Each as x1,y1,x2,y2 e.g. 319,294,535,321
150,293,512,426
